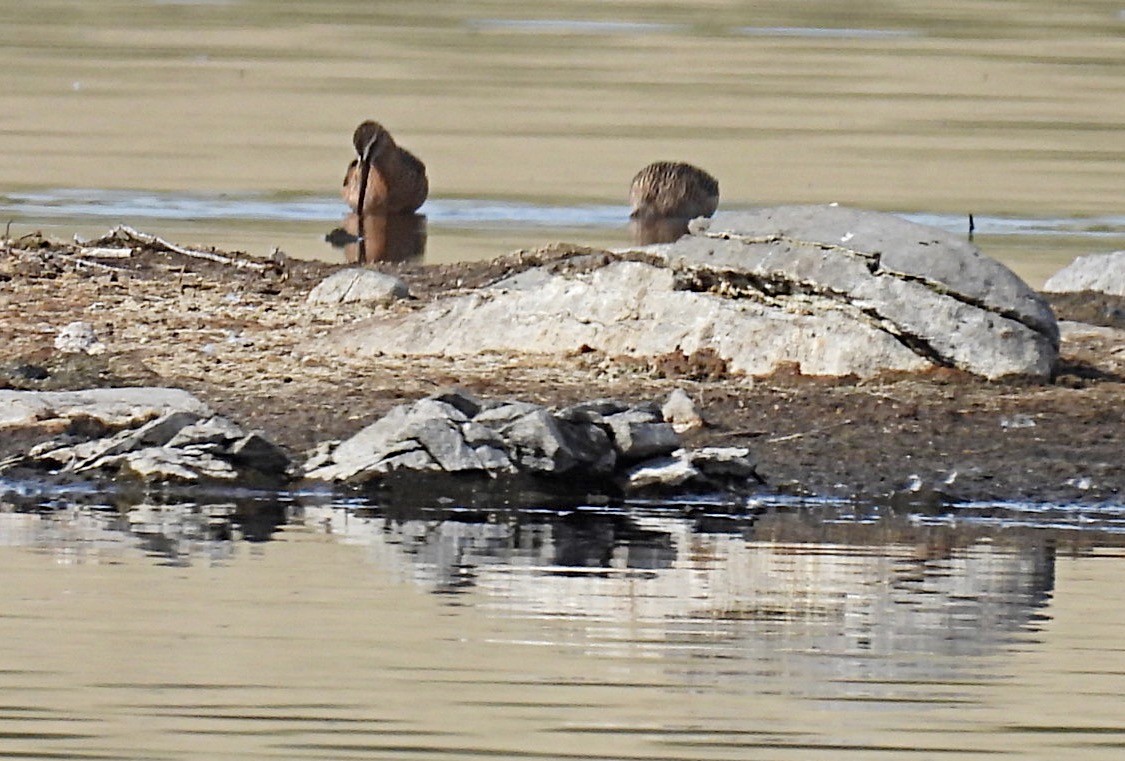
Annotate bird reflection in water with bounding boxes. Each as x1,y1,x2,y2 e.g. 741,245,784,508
628,215,693,245
325,212,427,264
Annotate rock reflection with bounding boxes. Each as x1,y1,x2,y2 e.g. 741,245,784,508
629,216,691,245
0,496,288,565
325,213,426,264
301,502,1067,687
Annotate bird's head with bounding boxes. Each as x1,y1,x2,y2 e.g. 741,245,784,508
353,120,390,163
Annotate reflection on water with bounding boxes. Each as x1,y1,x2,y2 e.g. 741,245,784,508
326,213,428,264
629,215,692,245
1,492,1124,759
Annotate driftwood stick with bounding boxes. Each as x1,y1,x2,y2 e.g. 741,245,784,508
766,419,853,444
112,225,269,271
53,253,130,273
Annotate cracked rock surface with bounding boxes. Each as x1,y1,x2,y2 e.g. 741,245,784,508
327,206,1058,380
0,388,290,484
303,389,759,499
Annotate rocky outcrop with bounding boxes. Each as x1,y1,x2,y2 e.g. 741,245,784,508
303,389,759,501
326,206,1058,380
0,388,289,484
1043,250,1125,297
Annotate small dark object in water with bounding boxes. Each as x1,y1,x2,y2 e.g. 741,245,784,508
629,161,719,220
325,227,360,247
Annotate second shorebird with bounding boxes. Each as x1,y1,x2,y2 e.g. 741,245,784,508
342,120,429,215
629,161,719,220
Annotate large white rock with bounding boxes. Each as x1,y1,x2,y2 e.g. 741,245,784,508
326,206,1059,380
1042,250,1125,296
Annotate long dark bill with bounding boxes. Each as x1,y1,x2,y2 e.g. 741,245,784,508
355,159,371,263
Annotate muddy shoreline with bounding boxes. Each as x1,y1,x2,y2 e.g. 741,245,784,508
2,229,1122,505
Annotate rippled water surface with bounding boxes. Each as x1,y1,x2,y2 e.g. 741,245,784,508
1,0,1123,283
1,493,1124,760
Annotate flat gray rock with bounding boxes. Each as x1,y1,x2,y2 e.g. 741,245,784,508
0,389,289,484
326,206,1057,379
0,388,213,429
1042,250,1125,296
307,268,410,305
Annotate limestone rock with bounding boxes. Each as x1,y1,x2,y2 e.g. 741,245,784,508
621,446,759,493
228,433,291,475
113,446,239,482
54,321,105,355
1042,250,1125,297
685,447,760,480
0,387,212,430
662,388,704,433
1,389,289,484
325,206,1057,379
303,393,701,487
307,268,410,305
623,455,700,490
492,409,614,474
601,409,680,460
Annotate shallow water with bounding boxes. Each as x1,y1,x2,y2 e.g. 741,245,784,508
1,492,1124,760
2,1,1123,284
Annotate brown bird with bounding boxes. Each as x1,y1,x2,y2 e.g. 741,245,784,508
628,161,719,220
342,120,429,215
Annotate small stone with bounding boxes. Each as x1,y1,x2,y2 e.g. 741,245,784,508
228,433,291,475
409,417,483,472
474,401,544,428
430,388,482,418
603,411,680,460
685,446,760,481
113,446,238,482
374,448,438,475
623,454,699,491
500,409,614,474
473,445,515,474
54,321,106,355
306,268,410,305
662,388,704,433
166,416,246,448
302,440,339,471
557,399,630,422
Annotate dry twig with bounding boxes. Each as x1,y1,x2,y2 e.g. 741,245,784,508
110,225,270,271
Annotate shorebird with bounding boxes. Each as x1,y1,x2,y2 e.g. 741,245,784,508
342,120,429,215
628,161,719,220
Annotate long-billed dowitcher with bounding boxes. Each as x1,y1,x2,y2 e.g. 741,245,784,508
342,120,429,215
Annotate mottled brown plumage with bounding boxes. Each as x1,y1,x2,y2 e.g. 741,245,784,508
342,120,429,215
629,161,719,220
